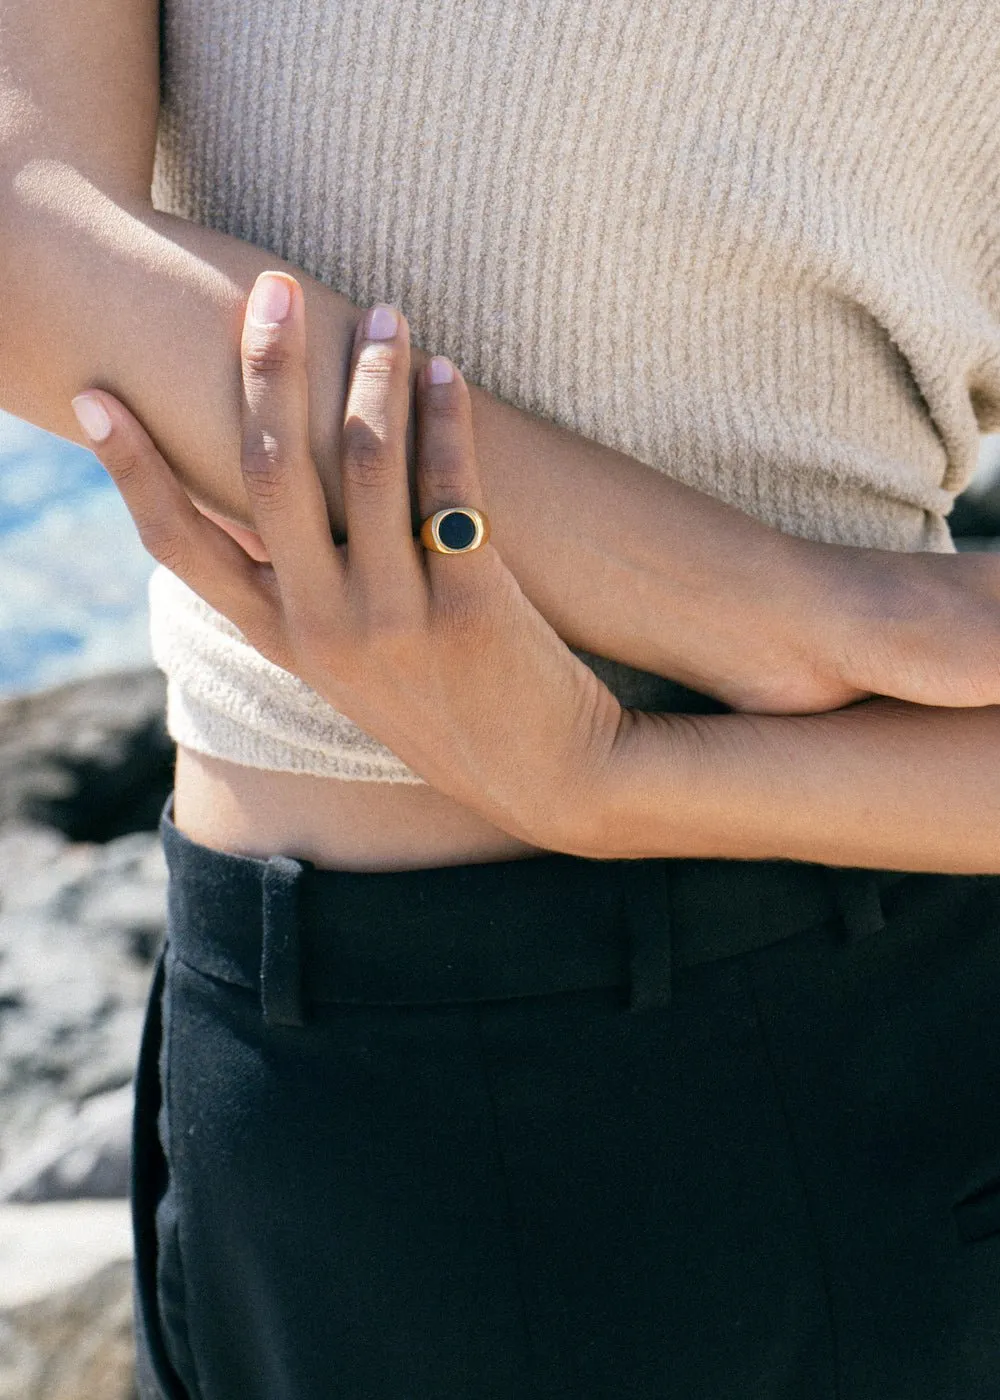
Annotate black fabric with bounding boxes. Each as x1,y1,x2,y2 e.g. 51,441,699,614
260,855,307,1027
133,794,1000,1399
159,805,909,1012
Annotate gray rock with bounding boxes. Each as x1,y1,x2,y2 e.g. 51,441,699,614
0,825,68,908
0,1253,136,1400
0,1200,133,1309
0,667,173,842
0,1086,134,1202
0,670,172,1395
0,831,165,1169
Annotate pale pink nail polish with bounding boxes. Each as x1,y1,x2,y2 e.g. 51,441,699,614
251,274,292,324
427,356,454,385
71,395,112,443
366,304,399,340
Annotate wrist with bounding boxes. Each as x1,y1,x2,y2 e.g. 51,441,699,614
761,533,880,710
633,510,872,717
805,544,991,709
555,708,697,860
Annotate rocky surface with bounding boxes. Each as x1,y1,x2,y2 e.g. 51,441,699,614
0,1201,134,1310
0,1254,137,1399
0,667,172,1399
0,1086,134,1205
0,668,173,841
0,825,166,1174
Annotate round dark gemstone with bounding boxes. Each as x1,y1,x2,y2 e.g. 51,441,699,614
437,509,477,550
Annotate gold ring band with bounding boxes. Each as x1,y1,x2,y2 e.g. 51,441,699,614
420,507,490,554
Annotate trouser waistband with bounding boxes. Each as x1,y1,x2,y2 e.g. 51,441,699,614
159,794,911,1022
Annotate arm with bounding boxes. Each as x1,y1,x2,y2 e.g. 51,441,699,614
0,3,838,716
3,0,1000,723
81,281,1000,876
575,700,1000,874
2,179,842,715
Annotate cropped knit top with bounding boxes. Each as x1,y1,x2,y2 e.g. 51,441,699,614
148,0,1000,783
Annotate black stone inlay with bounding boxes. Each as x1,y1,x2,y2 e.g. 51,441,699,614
437,510,477,550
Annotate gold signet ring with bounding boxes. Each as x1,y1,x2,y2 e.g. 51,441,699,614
419,507,490,554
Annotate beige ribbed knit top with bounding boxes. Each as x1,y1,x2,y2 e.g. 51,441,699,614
148,0,1000,782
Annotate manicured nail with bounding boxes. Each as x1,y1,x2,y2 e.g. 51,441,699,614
71,395,112,443
366,304,399,340
250,273,292,324
427,356,454,385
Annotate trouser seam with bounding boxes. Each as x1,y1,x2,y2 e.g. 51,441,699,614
159,944,207,1400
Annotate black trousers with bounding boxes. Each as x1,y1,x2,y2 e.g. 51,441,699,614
133,795,1000,1399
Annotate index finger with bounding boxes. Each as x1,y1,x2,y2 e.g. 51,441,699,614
239,271,344,617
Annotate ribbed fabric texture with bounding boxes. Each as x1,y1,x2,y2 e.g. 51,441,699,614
149,0,1000,782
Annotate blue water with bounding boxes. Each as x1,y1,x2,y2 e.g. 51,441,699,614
0,411,156,696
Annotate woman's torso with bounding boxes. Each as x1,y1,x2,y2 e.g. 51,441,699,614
171,746,546,870
151,0,1000,870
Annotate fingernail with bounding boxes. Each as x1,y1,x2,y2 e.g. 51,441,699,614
366,304,399,340
427,356,454,385
71,395,112,443
251,274,292,324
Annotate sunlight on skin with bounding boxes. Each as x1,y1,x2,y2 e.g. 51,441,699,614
12,160,235,303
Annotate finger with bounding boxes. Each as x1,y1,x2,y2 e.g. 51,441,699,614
71,390,286,664
240,271,344,616
340,304,422,596
414,357,493,583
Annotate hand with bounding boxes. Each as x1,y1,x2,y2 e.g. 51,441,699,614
70,274,625,851
660,515,1000,719
803,541,1000,711
670,527,1000,718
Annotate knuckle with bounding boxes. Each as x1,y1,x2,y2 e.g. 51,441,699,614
367,616,418,659
266,628,302,675
240,438,287,503
236,606,289,670
287,606,334,658
136,516,190,574
354,590,421,648
370,604,416,639
426,387,465,423
420,445,468,498
435,563,501,630
437,586,484,634
354,344,399,388
340,419,395,489
102,448,145,493
242,329,293,378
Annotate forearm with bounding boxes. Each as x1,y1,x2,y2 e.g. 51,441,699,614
1,167,353,525
0,167,830,698
581,699,1000,873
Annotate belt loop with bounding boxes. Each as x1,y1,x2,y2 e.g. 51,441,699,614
825,867,887,942
618,860,673,1011
261,855,308,1027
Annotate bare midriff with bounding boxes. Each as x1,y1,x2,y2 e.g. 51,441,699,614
172,744,551,872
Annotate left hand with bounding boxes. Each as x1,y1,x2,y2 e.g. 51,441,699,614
70,272,624,851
